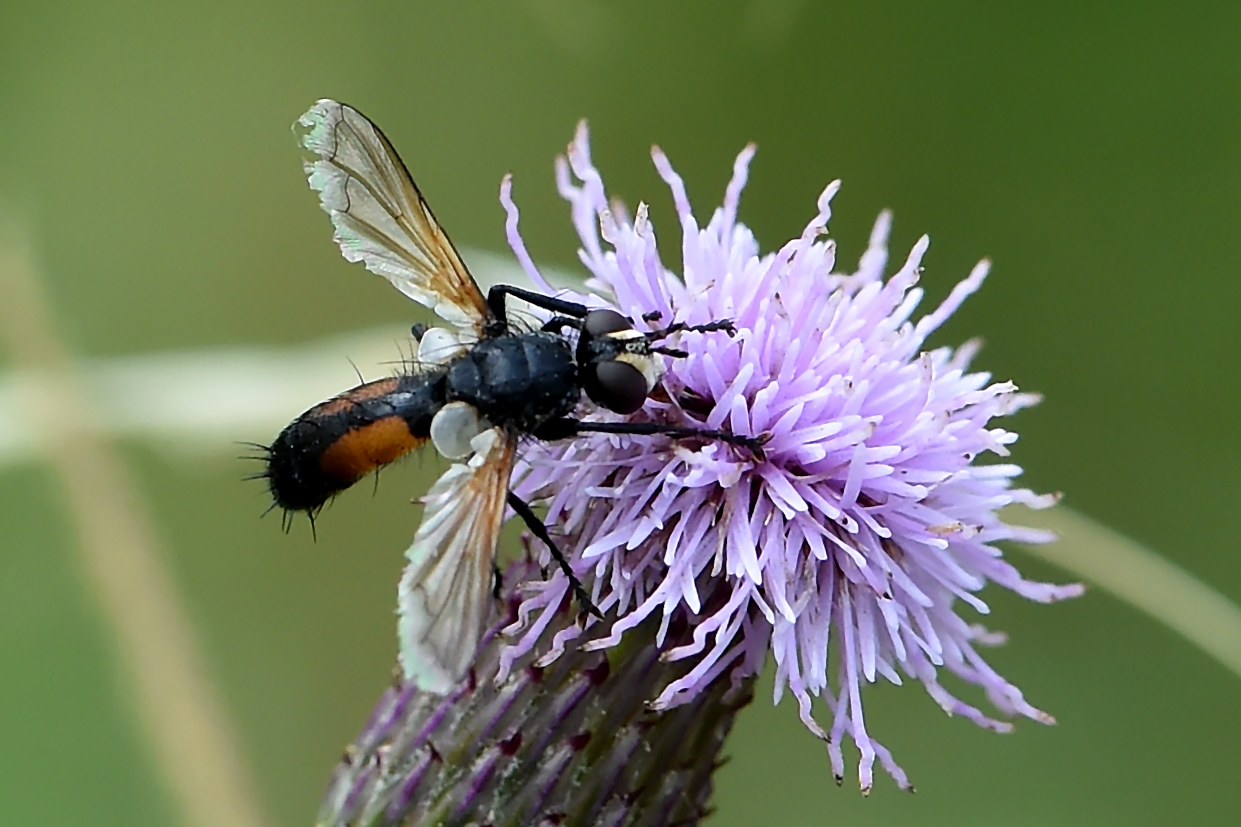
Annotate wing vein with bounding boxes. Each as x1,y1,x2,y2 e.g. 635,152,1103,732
297,99,493,333
396,429,517,692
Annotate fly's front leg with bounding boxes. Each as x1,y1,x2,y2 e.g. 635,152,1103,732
487,284,589,327
536,417,770,460
506,491,602,619
646,318,738,340
643,317,738,357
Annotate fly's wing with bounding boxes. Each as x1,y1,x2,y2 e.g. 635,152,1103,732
297,99,492,334
397,428,515,693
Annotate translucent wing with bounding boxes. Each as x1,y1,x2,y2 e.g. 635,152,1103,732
397,428,515,693
297,99,492,333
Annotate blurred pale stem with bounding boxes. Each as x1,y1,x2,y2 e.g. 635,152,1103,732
1012,505,1241,680
0,223,269,827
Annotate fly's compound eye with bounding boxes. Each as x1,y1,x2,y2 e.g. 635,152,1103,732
589,360,649,414
582,309,633,339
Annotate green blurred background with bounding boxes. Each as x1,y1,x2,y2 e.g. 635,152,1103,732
1,1,1239,824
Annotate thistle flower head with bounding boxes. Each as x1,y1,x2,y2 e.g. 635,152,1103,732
498,122,1084,792
320,559,753,826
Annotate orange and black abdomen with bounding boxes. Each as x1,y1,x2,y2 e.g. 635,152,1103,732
265,371,447,514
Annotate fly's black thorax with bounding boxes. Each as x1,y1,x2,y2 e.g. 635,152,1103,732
445,331,579,432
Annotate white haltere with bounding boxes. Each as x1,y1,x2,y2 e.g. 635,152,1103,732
429,401,488,460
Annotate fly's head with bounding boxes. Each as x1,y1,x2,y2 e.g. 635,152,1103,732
575,309,662,415
574,309,739,415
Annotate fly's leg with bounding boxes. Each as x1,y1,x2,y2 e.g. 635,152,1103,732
487,284,589,327
536,417,770,461
645,318,738,357
646,318,737,340
492,561,503,600
506,491,603,619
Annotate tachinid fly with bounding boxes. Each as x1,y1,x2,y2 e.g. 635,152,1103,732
258,100,765,693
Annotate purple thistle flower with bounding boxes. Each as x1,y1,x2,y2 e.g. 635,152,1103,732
497,122,1084,792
